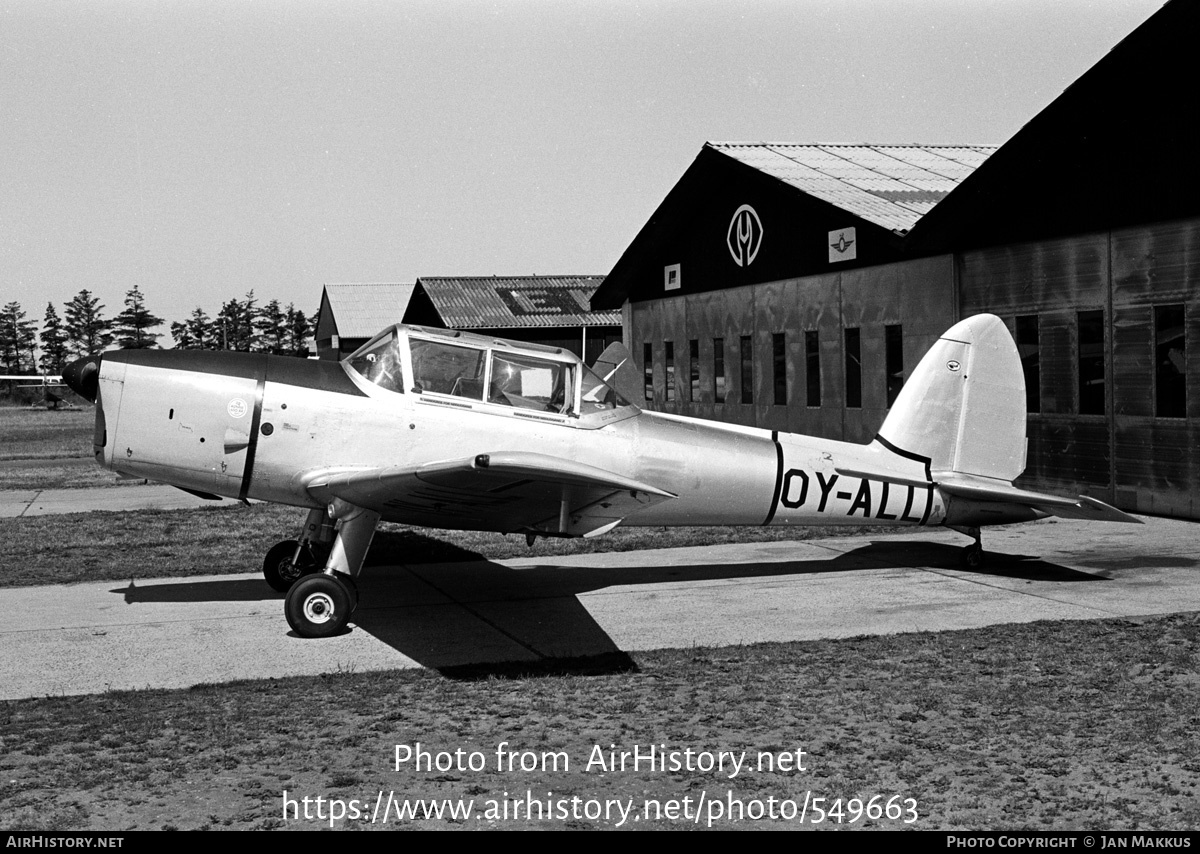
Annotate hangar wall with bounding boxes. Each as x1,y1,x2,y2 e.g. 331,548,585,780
960,216,1199,517
632,216,1198,519
634,255,956,443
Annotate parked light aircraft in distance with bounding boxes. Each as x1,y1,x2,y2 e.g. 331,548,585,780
63,314,1139,638
0,374,69,409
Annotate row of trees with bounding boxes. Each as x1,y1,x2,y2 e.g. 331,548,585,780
0,287,316,375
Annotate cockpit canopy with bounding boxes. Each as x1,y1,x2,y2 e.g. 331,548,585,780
345,325,634,420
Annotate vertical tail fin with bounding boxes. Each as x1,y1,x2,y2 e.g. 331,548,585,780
876,314,1026,482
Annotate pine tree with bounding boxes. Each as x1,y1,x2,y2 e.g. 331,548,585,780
64,289,113,356
39,303,70,374
255,299,287,354
112,285,164,349
217,291,260,351
285,303,313,357
171,306,215,350
0,302,37,374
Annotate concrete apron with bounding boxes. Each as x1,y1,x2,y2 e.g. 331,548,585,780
0,514,1194,700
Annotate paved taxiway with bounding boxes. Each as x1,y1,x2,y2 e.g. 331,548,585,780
1,510,1196,700
0,483,219,517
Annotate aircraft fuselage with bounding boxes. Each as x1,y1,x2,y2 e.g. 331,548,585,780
87,339,1012,535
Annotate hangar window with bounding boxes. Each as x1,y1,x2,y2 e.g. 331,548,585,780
844,328,862,409
665,341,675,402
1016,315,1041,414
689,340,700,402
885,324,904,408
1077,310,1105,416
805,330,821,407
740,335,753,404
1155,304,1186,418
773,333,787,405
643,343,654,402
713,338,726,404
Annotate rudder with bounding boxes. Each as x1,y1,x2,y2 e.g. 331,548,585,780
876,314,1026,482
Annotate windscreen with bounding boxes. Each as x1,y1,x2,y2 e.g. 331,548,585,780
346,329,405,393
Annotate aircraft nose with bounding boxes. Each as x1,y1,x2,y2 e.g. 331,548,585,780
63,354,102,402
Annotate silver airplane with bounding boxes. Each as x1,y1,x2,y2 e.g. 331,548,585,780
63,314,1139,638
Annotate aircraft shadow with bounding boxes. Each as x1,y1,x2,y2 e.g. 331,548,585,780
110,537,1109,678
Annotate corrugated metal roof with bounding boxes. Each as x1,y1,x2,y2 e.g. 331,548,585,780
416,276,620,329
323,282,416,338
708,143,998,234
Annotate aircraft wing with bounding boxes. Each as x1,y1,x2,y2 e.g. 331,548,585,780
304,452,676,537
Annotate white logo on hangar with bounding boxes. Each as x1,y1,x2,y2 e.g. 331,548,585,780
727,205,763,267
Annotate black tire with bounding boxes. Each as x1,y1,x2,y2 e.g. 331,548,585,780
263,540,319,592
285,574,353,638
960,545,984,569
337,572,359,612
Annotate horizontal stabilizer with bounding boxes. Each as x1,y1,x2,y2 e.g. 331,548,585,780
833,460,1141,525
304,452,675,536
936,473,1141,524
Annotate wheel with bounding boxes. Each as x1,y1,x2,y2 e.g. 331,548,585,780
263,539,319,592
285,574,353,638
960,545,984,569
335,572,359,612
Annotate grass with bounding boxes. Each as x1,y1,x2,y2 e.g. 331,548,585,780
1,614,1198,830
0,407,130,490
0,501,902,588
4,444,1198,831
0,406,94,461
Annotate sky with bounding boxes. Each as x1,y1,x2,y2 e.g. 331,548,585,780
1,0,1167,336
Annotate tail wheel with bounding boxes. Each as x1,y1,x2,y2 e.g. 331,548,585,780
285,574,353,638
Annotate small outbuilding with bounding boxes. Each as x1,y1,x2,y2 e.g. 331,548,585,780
314,283,416,362
315,276,621,364
403,275,621,363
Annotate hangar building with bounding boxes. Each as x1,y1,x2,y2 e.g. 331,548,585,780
316,276,621,363
591,0,1199,519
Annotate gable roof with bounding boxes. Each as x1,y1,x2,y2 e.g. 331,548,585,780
320,283,416,339
414,276,619,329
709,143,996,235
592,142,992,308
905,0,1195,252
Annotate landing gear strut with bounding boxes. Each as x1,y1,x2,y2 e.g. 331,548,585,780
262,508,336,592
953,526,984,568
283,500,379,638
262,540,322,592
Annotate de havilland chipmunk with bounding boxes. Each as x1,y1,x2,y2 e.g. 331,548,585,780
62,314,1139,638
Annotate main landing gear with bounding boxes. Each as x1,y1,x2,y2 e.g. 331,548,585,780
262,539,325,592
264,503,379,638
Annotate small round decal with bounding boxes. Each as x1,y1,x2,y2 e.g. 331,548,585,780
227,398,248,418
